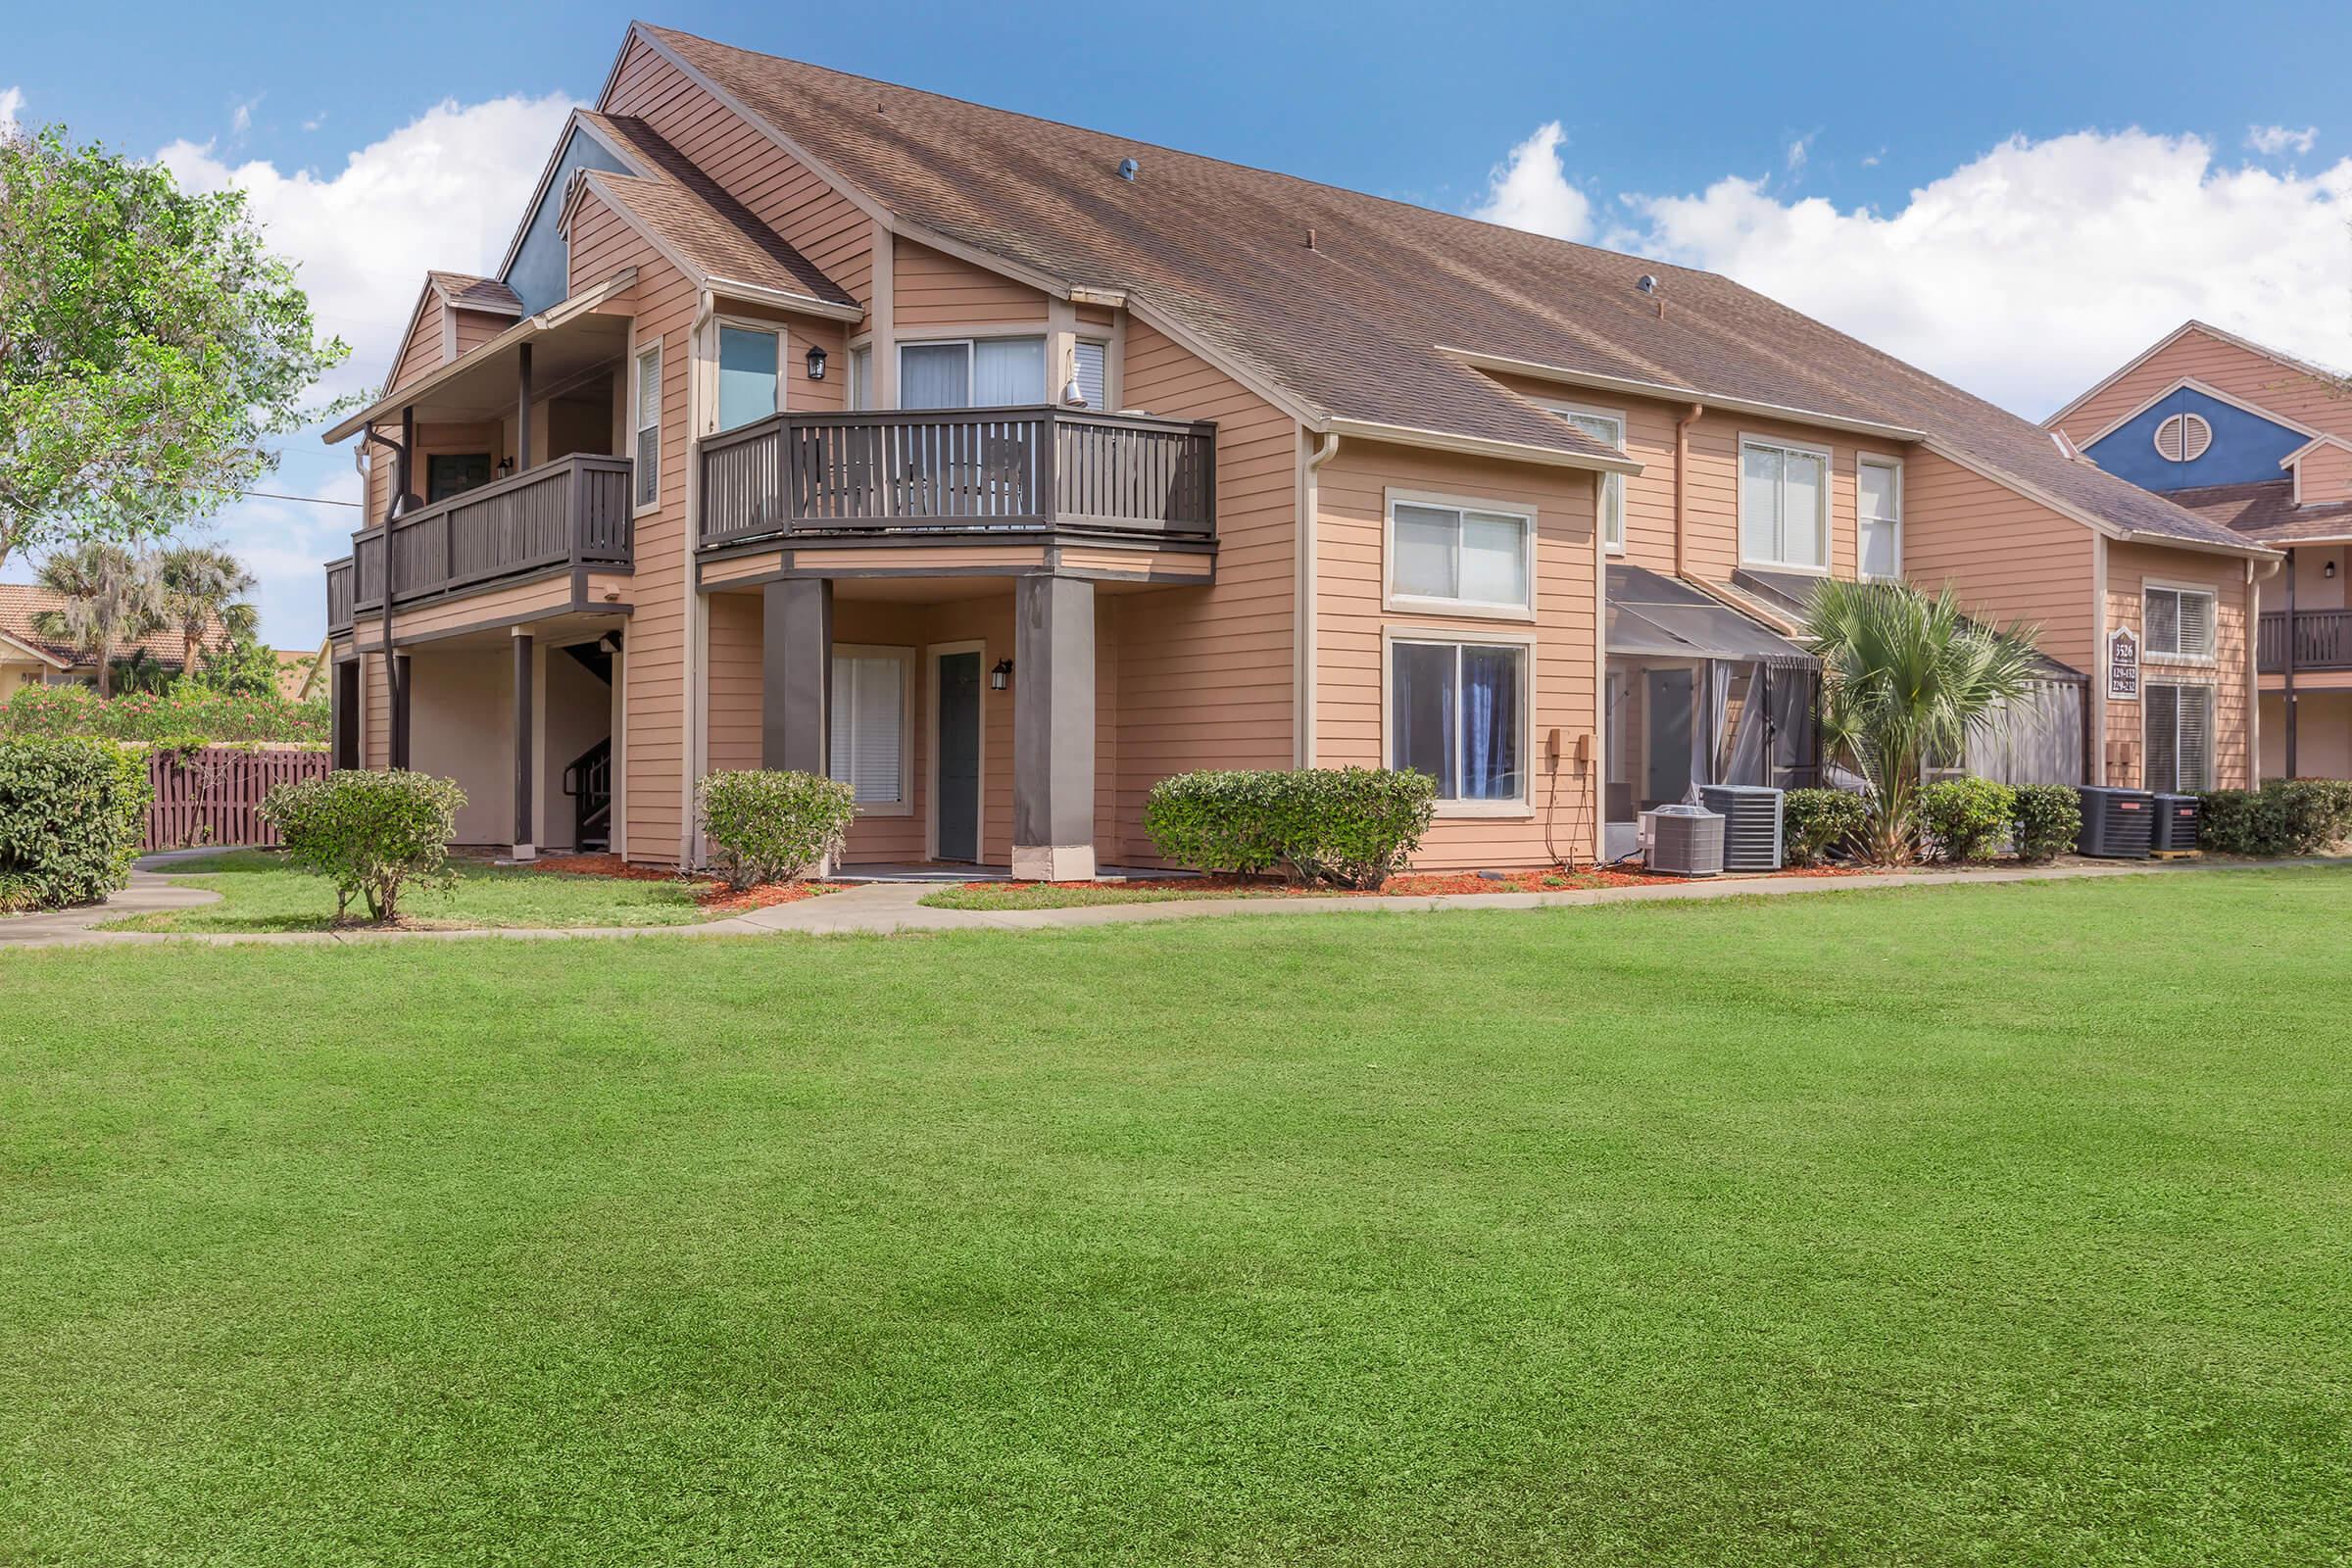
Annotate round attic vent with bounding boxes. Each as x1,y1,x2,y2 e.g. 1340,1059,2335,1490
2154,412,2213,463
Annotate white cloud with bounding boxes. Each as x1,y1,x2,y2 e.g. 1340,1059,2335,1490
1471,125,2352,421
1472,121,1592,242
2248,123,2317,157
230,95,259,138
0,86,24,134
1785,134,1812,175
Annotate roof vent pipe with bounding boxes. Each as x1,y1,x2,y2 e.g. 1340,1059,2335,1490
1638,274,1665,320
1117,157,1140,181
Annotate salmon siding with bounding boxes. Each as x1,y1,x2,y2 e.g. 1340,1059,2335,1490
320,22,2275,877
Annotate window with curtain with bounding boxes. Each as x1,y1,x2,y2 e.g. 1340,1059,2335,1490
1073,341,1107,410
1390,639,1527,805
1390,499,1533,612
1558,411,1625,550
828,648,911,808
2144,585,2216,659
897,337,1048,410
1858,458,1901,578
2144,681,2214,792
716,325,781,432
848,344,872,411
1739,439,1827,568
632,345,661,510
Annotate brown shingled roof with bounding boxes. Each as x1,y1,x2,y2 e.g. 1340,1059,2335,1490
2168,480,2352,545
428,271,523,315
0,584,215,671
636,24,2265,554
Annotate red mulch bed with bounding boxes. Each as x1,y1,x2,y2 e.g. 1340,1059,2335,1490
972,863,1877,898
527,854,844,910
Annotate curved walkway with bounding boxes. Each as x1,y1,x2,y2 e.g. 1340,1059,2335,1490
2,853,2341,951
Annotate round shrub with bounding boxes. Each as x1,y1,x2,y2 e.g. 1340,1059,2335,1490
2199,779,2352,858
697,769,856,889
261,769,465,924
1919,776,2015,863
1782,787,1870,866
1144,767,1437,889
0,738,152,911
2009,783,2082,864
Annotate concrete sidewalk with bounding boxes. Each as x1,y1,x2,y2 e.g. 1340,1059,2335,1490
3,853,2340,951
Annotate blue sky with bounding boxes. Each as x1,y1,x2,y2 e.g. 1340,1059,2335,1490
10,0,2352,646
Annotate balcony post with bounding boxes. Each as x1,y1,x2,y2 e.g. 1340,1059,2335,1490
2284,546,2298,778
512,631,535,861
1011,573,1096,881
761,578,832,776
516,342,533,471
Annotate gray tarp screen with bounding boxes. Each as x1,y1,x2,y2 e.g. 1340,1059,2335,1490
1605,565,1820,668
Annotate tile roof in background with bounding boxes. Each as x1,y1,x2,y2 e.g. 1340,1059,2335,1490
0,584,214,670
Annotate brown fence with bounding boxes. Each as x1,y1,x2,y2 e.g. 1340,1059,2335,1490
146,747,331,852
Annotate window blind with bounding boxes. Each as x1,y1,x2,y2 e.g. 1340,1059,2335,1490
828,653,906,806
1074,341,1107,410
633,348,662,508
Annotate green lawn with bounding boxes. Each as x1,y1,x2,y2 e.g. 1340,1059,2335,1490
101,849,715,931
6,870,2349,1565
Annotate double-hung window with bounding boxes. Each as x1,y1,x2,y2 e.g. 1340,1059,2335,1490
1390,637,1529,808
716,324,783,432
1554,409,1626,551
2144,585,2216,661
1388,495,1535,614
1739,437,1828,570
1858,457,1902,579
898,337,1048,410
828,646,913,812
2144,682,2214,793
632,344,662,511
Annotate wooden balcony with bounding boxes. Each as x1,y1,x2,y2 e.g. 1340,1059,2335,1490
328,454,632,633
697,407,1216,551
2258,609,2352,673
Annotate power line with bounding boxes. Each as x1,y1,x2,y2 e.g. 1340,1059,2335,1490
236,490,362,509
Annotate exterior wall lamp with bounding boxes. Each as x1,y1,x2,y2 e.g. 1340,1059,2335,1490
990,658,1013,691
2328,560,2338,580
805,345,828,380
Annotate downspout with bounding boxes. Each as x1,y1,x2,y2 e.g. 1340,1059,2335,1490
684,288,717,866
2250,552,2283,785
1673,403,1703,580
1297,429,1341,767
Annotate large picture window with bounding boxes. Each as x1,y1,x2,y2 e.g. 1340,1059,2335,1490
898,337,1048,410
829,646,913,811
2144,585,2216,660
1390,637,1528,807
1388,496,1534,614
1739,437,1828,569
2144,681,2214,793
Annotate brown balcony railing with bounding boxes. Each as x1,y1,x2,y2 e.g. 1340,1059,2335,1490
2258,608,2352,672
697,406,1215,549
332,453,632,628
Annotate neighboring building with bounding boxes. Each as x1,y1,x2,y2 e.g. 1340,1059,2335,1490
319,23,2275,871
276,644,327,703
0,584,215,692
2047,320,2351,782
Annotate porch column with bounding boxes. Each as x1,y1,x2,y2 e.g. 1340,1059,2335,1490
389,653,412,770
1012,574,1096,881
2285,546,2299,778
761,578,832,774
513,631,535,860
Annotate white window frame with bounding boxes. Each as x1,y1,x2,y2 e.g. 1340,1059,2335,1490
1738,434,1833,574
1379,624,1539,818
1382,486,1539,621
630,337,662,515
828,643,915,816
1544,401,1627,554
713,318,786,432
924,639,987,860
2142,580,2219,664
2143,679,2216,793
846,338,874,412
1856,454,1904,580
895,330,1052,409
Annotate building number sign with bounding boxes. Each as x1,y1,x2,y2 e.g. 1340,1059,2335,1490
2107,624,2139,703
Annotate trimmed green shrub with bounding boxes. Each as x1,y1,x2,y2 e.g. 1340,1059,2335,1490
0,738,151,911
1143,767,1437,889
2199,778,2352,858
0,683,326,745
696,769,857,890
1783,787,1870,866
2009,784,2082,864
261,769,465,923
1920,776,2015,863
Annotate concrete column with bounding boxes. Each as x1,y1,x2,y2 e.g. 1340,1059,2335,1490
1012,574,1096,881
761,578,833,774
389,653,412,770
512,631,536,860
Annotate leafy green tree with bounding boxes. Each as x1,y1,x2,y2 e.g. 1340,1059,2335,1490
0,122,348,568
183,633,283,699
1801,579,2044,865
155,544,257,675
28,542,163,699
107,646,172,695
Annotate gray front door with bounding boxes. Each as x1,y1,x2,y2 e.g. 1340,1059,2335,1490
1646,667,1693,806
936,652,982,861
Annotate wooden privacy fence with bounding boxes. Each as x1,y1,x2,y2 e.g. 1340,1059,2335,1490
145,747,330,851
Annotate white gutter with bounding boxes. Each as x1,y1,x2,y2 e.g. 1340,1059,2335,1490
1319,417,1642,476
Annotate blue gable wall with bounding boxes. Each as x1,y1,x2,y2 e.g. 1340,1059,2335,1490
2082,384,2308,491
502,128,630,315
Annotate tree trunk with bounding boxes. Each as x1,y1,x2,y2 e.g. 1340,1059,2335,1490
95,636,116,699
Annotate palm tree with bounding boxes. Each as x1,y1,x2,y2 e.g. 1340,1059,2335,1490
29,543,164,699
155,545,257,675
1801,579,2045,865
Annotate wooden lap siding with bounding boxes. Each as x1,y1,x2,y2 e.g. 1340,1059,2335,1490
1901,448,2097,672
2104,541,2251,789
2053,326,2352,448
1314,438,1599,870
893,240,1049,327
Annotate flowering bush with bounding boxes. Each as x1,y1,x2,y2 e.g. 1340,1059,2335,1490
0,683,326,745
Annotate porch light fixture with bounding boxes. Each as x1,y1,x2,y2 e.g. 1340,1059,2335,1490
989,658,1013,691
2328,560,2339,580
805,344,828,380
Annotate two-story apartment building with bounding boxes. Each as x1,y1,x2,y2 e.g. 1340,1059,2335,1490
2047,320,2352,782
321,23,2276,875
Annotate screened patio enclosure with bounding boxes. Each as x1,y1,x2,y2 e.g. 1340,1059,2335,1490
1603,565,1820,861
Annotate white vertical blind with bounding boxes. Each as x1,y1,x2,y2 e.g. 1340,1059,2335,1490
973,337,1046,406
1740,440,1828,568
829,652,907,806
1740,444,1780,564
899,342,969,410
2144,587,2216,658
1073,341,1107,410
1783,450,1825,567
633,347,662,508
